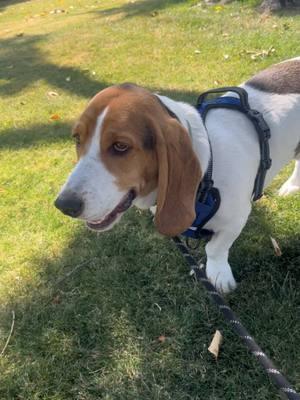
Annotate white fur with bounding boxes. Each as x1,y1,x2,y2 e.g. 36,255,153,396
278,160,300,196
134,189,158,209
58,108,128,223
157,83,300,293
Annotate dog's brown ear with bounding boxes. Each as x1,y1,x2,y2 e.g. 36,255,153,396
154,118,202,236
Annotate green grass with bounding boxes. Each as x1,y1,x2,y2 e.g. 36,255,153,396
0,0,299,399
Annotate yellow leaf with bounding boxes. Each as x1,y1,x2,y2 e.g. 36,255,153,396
50,113,61,121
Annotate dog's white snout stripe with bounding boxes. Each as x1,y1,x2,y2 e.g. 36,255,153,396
58,108,127,222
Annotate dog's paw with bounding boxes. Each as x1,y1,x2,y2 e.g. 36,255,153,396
278,180,300,196
149,205,157,216
206,260,237,294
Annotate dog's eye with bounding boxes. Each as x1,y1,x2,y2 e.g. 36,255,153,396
73,133,80,146
112,142,129,153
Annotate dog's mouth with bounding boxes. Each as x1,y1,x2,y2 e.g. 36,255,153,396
86,189,136,231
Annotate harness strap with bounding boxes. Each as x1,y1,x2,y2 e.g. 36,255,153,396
196,86,272,201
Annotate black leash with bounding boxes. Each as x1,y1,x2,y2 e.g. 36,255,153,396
172,236,300,400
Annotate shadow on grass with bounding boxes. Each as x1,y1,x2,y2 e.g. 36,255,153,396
0,35,106,98
0,0,29,11
0,33,203,101
98,0,189,18
0,199,299,398
0,122,71,150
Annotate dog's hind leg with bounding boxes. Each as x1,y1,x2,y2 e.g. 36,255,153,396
150,205,157,215
278,159,300,196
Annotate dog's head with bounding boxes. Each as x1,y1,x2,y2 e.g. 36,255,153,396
55,84,201,236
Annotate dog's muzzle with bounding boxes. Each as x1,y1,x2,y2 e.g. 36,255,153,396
54,192,84,218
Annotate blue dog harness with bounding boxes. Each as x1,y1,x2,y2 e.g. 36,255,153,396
182,86,272,240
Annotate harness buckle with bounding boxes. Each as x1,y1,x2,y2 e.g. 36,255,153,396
198,179,214,202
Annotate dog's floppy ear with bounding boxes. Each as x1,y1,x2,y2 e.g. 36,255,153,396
154,118,202,236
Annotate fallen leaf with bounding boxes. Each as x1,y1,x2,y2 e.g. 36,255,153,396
50,113,61,121
259,14,270,22
0,187,6,193
52,295,61,304
270,237,282,257
214,5,224,12
158,335,166,343
247,46,275,60
50,8,66,14
208,330,223,359
47,91,59,97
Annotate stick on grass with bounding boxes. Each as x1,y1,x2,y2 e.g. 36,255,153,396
0,311,15,357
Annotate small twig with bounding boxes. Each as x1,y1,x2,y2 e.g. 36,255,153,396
36,258,97,313
0,311,15,357
54,258,95,287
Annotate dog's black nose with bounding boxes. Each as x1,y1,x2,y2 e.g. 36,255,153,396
54,193,84,218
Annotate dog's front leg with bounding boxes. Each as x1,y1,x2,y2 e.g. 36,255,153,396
205,230,240,294
205,208,250,294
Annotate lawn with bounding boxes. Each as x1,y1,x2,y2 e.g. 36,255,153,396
0,0,299,399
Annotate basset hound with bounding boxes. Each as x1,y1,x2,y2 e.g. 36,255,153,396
55,58,300,293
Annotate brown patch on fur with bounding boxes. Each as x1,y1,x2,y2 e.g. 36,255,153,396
154,117,202,236
247,59,300,94
74,84,202,236
100,86,162,199
142,127,156,150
